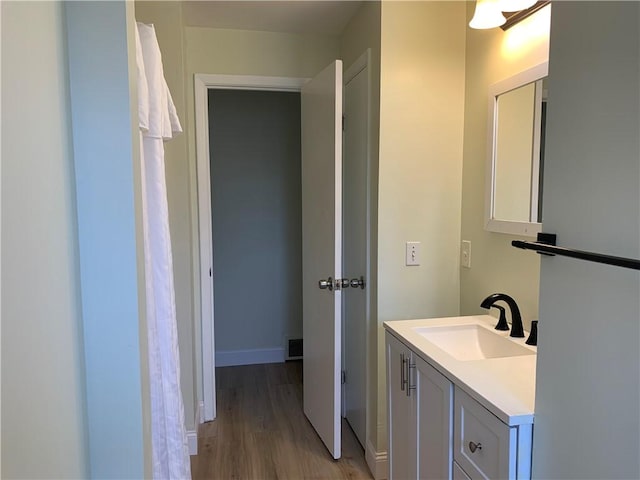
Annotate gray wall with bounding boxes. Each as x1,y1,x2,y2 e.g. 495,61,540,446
532,3,639,478
66,2,150,476
1,2,89,477
3,2,153,475
209,90,302,354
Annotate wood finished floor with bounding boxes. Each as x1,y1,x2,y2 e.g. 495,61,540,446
191,361,373,480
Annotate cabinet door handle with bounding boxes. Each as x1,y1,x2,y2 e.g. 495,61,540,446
406,362,416,397
468,441,482,453
400,353,406,391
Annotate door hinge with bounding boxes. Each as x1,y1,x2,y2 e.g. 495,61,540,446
341,370,346,385
342,115,345,131
209,268,212,277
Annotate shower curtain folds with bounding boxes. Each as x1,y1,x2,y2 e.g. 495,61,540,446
136,21,191,480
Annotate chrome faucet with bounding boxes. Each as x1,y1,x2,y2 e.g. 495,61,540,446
480,293,525,338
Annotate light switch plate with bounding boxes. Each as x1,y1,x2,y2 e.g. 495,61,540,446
461,240,471,268
406,241,421,266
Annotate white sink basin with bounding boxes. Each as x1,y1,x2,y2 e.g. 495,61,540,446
412,324,535,361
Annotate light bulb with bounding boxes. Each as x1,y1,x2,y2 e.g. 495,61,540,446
469,0,507,29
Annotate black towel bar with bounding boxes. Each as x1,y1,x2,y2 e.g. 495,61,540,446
512,233,640,271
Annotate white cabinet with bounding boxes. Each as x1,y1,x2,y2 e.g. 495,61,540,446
386,332,453,480
386,331,533,480
454,387,517,479
453,461,472,480
416,354,453,479
454,387,533,479
387,333,417,480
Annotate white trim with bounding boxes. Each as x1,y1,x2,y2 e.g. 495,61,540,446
341,49,372,446
195,74,216,422
530,78,543,223
195,73,307,92
215,348,285,367
363,50,373,462
187,400,205,456
195,73,309,423
197,401,204,425
187,430,198,456
332,60,344,459
485,62,548,237
365,439,388,480
344,52,368,85
485,218,542,237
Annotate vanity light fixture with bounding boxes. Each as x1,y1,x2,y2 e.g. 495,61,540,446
469,0,550,30
469,0,506,29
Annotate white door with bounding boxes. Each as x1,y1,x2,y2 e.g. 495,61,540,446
342,59,369,447
301,60,343,459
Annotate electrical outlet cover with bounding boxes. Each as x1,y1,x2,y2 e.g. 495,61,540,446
461,240,471,268
406,241,421,266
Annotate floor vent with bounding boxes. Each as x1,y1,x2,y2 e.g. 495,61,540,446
286,337,303,360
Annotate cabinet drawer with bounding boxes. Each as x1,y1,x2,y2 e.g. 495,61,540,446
454,387,516,479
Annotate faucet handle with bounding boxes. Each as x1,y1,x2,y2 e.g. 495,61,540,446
526,320,538,346
490,305,510,331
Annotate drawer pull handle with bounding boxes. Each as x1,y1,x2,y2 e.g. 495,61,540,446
469,441,482,453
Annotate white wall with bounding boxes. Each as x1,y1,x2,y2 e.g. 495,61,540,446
460,4,550,327
377,0,467,450
533,3,639,478
1,2,89,476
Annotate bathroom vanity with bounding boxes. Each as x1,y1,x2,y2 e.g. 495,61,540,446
385,316,536,480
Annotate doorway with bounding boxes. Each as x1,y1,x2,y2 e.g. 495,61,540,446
208,89,302,367
195,74,307,422
195,65,370,458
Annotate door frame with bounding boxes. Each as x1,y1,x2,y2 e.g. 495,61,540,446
340,50,372,444
194,73,309,422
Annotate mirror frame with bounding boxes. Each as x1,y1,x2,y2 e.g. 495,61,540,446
485,61,548,237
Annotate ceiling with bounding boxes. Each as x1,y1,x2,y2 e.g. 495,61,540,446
182,1,364,36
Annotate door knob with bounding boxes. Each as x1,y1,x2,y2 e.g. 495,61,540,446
350,276,366,289
468,441,482,453
318,277,333,291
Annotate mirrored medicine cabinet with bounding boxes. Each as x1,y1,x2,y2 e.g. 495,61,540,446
485,62,548,237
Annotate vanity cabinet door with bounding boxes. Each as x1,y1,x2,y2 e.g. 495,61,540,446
453,461,472,480
415,356,453,480
386,332,417,480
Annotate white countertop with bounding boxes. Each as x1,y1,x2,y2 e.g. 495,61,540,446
384,315,536,426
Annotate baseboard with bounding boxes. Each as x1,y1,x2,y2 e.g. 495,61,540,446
188,401,205,456
198,401,205,424
365,439,388,480
187,430,198,456
215,347,285,367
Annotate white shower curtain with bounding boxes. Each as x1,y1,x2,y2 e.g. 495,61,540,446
135,22,191,480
